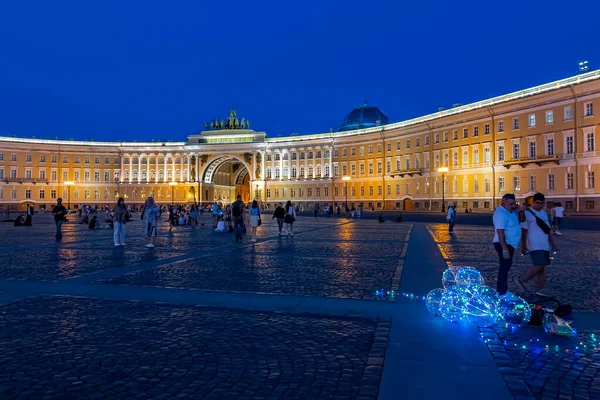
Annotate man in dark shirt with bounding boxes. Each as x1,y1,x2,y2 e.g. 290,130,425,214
231,195,245,242
52,198,67,239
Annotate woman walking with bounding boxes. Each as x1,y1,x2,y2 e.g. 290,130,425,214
142,196,160,248
248,200,261,242
284,200,297,236
273,202,285,236
113,197,129,246
189,204,198,229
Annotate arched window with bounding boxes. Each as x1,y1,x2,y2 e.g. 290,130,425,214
176,169,181,180
124,170,129,180
123,158,130,165
308,165,313,177
266,167,272,179
291,166,297,178
324,165,330,176
316,165,322,177
283,166,289,178
150,170,155,180
300,166,305,178
167,169,173,180
133,170,138,180
159,169,164,180
141,169,147,180
275,167,280,178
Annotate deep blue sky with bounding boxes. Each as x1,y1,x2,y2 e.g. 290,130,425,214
1,1,599,142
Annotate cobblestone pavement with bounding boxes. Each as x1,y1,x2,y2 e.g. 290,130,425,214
0,296,389,399
428,223,600,312
479,325,600,400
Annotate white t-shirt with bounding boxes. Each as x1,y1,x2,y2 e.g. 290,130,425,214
521,208,551,251
493,206,521,247
553,206,564,218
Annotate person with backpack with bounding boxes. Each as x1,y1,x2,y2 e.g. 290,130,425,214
231,195,245,242
514,192,557,297
272,202,286,236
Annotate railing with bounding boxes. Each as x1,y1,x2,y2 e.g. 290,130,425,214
502,155,560,168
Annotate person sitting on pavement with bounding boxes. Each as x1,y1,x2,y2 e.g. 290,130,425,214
214,216,228,233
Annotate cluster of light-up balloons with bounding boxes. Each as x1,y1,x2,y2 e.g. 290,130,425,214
426,266,531,327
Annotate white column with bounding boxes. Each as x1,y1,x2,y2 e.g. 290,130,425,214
279,153,284,181
164,154,168,182
138,154,142,183
155,154,159,183
261,150,265,181
252,152,256,181
171,155,176,182
128,155,133,183
186,154,190,182
195,153,200,182
321,148,325,177
120,154,124,182
180,155,184,182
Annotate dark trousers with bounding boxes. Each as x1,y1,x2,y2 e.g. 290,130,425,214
276,218,283,233
448,219,455,232
233,216,244,241
55,220,63,237
494,243,515,295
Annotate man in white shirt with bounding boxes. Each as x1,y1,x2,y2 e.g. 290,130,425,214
515,192,557,297
493,193,526,295
551,202,565,235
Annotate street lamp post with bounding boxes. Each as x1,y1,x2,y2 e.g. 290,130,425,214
169,181,178,206
437,167,449,212
342,176,351,209
64,181,74,210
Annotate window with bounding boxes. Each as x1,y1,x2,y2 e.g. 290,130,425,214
317,150,322,158
585,102,594,117
567,173,574,189
94,171,100,182
546,111,554,124
274,189,279,198
415,138,420,147
377,162,382,174
40,155,46,162
473,126,479,137
586,133,595,152
275,153,281,161
11,154,16,162
369,186,373,196
10,168,16,179
452,130,458,140
513,176,520,191
443,153,449,167
406,139,411,149
0,154,3,161
547,174,555,191
360,186,365,196
528,114,536,127
462,179,468,193
498,177,505,192
292,152,298,160
39,189,45,199
25,189,31,199
387,143,391,152
453,178,458,193
386,161,391,173
266,168,272,179
299,152,305,160
84,171,90,182
425,136,429,145
25,169,32,179
462,150,469,166
51,189,57,199
396,184,400,195
529,141,536,158
359,146,365,155
368,145,373,154
51,170,57,181
498,121,504,132
266,189,271,198
84,156,90,164
443,132,448,142
463,128,468,139
434,134,440,144
587,171,595,188
564,106,573,120
342,149,347,157
341,165,347,175
513,143,520,159
62,170,68,181
405,158,410,170
513,118,520,130
324,186,328,196
351,164,356,175
62,156,68,164
377,144,382,153
396,141,401,150
74,156,80,164
115,157,120,165
351,148,356,156
26,154,32,162
360,164,365,175
266,154,272,162
104,171,110,181
484,178,490,192
498,145,505,161
473,149,479,164
292,166,297,178
283,166,289,178
484,148,490,163
547,138,554,155
585,201,595,210
94,157,100,164
11,188,16,200
307,188,313,197
528,175,536,191
484,124,490,135
39,170,46,180
104,157,110,164
452,152,458,166
566,136,574,154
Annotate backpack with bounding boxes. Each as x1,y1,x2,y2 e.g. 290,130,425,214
231,203,242,217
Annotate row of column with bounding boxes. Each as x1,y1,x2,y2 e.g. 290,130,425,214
122,153,201,184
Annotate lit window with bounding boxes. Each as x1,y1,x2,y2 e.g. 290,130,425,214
546,111,554,124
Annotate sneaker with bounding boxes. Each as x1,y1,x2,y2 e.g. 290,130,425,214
555,231,562,236
148,243,154,248
114,244,121,247
513,276,529,293
535,290,552,297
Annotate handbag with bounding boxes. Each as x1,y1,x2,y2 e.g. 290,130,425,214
258,217,262,226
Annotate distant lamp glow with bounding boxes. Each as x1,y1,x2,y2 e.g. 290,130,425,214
579,61,589,72
63,181,74,209
342,176,351,209
437,167,449,212
342,176,351,181
437,167,449,173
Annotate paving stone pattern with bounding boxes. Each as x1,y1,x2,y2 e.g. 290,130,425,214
0,296,389,400
428,223,600,312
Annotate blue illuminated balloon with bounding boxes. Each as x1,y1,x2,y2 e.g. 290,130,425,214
426,288,445,316
442,268,457,289
498,292,531,325
462,285,500,327
440,286,468,322
455,267,484,291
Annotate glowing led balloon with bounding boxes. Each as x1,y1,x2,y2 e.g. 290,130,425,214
462,285,500,327
426,288,445,316
440,286,468,322
455,267,484,291
498,292,531,325
442,268,457,289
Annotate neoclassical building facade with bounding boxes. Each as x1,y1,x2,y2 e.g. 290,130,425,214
1,70,599,212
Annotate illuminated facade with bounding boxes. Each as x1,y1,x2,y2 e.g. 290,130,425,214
1,70,600,212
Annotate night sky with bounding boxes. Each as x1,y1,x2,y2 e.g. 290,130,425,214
0,1,599,142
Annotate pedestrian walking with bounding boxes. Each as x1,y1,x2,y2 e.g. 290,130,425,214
493,193,526,295
313,203,319,217
273,202,285,235
515,193,557,297
190,204,198,229
52,198,67,239
446,203,456,234
231,195,245,242
141,196,160,248
248,200,261,242
284,200,296,236
24,204,34,226
551,202,565,235
113,197,128,246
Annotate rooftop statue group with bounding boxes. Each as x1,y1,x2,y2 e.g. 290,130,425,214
206,109,250,131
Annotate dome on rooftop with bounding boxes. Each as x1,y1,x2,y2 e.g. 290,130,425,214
338,102,389,132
